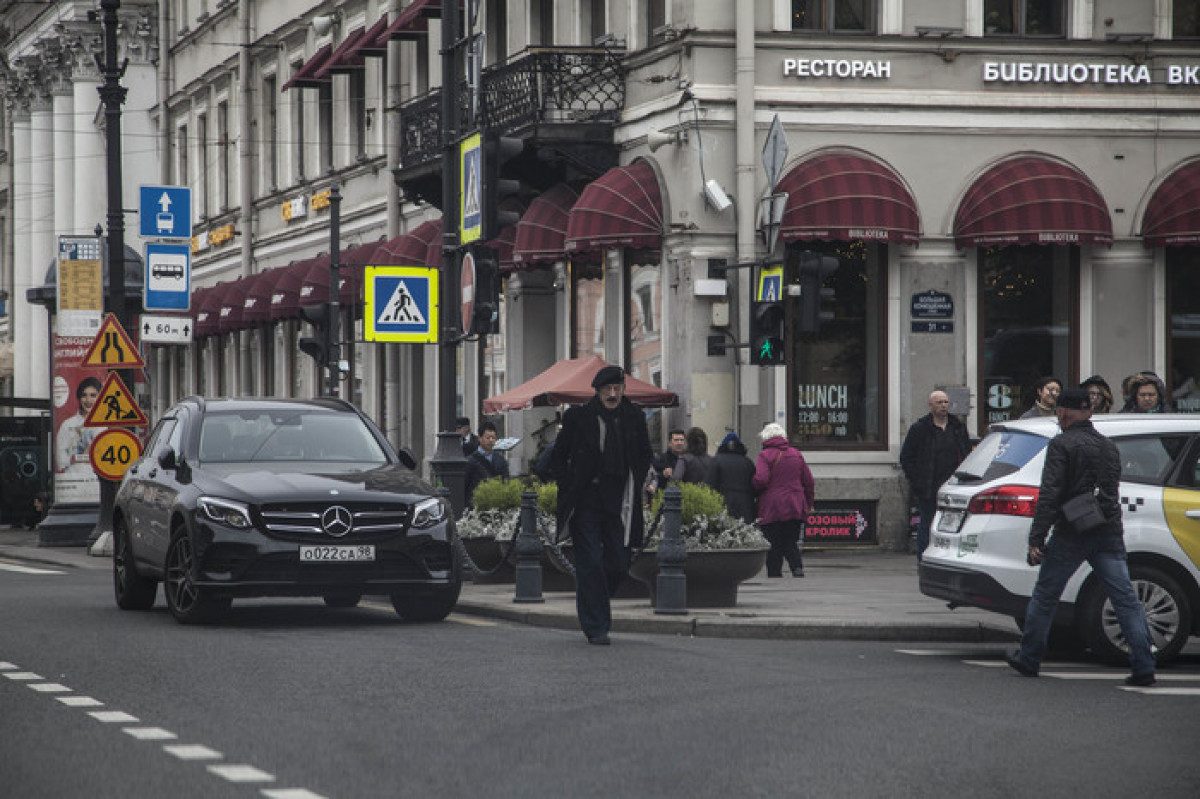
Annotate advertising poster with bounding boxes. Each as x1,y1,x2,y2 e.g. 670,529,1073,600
805,501,878,545
52,336,107,504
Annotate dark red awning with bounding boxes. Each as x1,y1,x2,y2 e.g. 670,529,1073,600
194,282,233,337
300,254,333,306
281,45,334,91
565,160,663,254
269,261,310,321
425,221,445,269
313,27,367,78
350,15,390,58
513,184,579,265
218,273,266,333
374,219,442,267
375,0,439,44
488,224,517,273
190,286,211,337
337,237,386,305
243,267,288,326
954,156,1112,248
1142,160,1200,247
778,152,921,245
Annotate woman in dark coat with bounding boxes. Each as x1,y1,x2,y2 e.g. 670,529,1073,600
753,422,815,578
675,426,713,485
707,432,756,524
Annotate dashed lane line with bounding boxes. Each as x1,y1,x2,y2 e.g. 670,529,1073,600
1120,687,1200,696
123,727,178,741
0,561,65,575
208,764,276,784
163,744,223,761
56,696,103,707
4,671,43,680
0,661,19,670
28,683,71,693
88,710,140,724
262,789,330,799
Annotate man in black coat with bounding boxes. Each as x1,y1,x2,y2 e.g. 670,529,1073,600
899,389,971,561
464,421,509,505
1006,388,1156,686
550,364,653,645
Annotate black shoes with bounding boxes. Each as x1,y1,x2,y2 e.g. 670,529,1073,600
1124,672,1156,687
792,568,805,578
1005,650,1038,678
586,633,611,646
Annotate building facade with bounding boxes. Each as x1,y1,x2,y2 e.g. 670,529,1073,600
4,0,1199,549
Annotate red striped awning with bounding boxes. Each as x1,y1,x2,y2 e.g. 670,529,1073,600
565,160,663,254
218,272,261,332
1142,160,1200,247
778,152,920,245
195,282,233,337
376,0,439,44
299,254,333,307
243,267,288,327
313,27,367,78
514,184,579,265
425,221,445,269
269,261,310,321
338,237,387,304
190,286,211,337
349,15,390,58
374,219,443,267
954,156,1112,248
489,224,517,273
281,45,333,91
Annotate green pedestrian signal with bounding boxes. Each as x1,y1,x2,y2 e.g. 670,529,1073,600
750,299,786,367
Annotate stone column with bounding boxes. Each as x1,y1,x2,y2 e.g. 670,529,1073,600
29,88,55,399
117,12,160,216
65,26,106,235
52,86,75,235
10,95,33,399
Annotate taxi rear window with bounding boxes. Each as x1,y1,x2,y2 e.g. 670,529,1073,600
952,430,1048,484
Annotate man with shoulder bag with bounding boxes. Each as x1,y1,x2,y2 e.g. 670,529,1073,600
1005,388,1156,686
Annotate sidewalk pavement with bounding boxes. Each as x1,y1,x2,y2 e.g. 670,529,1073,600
0,526,1018,643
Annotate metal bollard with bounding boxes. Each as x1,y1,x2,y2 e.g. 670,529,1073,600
655,485,687,614
513,490,544,603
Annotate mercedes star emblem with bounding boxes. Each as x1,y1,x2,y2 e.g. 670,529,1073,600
320,505,353,537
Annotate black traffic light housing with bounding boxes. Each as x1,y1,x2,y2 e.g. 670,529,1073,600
483,134,524,239
749,298,786,366
467,256,501,337
298,301,334,367
795,252,840,334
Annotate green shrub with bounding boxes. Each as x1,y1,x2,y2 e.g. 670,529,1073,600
536,482,558,516
649,482,726,526
470,477,523,511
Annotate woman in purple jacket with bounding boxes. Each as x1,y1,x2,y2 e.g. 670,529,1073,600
752,423,815,578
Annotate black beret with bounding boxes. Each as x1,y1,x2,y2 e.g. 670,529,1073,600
1057,388,1091,410
591,365,626,389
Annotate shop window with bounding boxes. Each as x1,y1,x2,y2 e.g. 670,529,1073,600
571,261,605,358
1176,0,1200,38
483,298,507,405
1167,248,1200,412
791,0,875,32
789,241,885,448
628,260,663,444
979,245,1076,432
983,0,1064,36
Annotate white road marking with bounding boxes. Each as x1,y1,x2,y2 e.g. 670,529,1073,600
895,648,956,656
961,660,1008,668
207,765,275,783
0,561,64,575
28,683,71,693
123,727,178,741
1043,672,1200,682
1119,687,1200,696
164,744,223,761
89,710,140,723
4,671,43,680
57,696,104,707
0,661,18,670
263,790,330,799
449,614,497,627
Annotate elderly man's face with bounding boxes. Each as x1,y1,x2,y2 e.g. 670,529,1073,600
597,382,625,410
928,391,951,417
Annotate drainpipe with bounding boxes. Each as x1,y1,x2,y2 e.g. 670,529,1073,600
238,0,254,278
159,0,171,183
385,0,401,239
734,0,755,435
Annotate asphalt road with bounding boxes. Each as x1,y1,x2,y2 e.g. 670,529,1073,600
2,561,1198,799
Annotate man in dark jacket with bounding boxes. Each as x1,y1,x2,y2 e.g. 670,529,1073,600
899,389,971,561
550,364,653,645
1006,388,1155,686
464,421,509,505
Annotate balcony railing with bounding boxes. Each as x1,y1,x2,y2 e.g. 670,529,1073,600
399,46,625,171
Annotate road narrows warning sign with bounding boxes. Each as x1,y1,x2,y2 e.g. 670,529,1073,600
81,314,145,369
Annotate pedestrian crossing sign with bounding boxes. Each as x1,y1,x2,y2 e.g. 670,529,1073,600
363,266,439,343
757,265,783,301
83,372,149,428
460,132,483,245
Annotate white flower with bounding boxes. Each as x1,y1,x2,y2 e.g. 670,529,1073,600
643,511,768,551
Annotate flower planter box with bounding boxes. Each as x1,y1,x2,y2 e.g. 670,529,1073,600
628,548,768,608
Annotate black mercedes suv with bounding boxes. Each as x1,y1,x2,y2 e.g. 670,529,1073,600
113,396,461,624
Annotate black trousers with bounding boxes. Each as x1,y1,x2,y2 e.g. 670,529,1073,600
761,520,804,576
571,505,629,638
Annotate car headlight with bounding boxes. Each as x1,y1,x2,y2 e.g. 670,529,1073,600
197,497,254,530
411,497,446,530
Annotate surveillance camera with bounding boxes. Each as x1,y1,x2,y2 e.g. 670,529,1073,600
704,179,732,212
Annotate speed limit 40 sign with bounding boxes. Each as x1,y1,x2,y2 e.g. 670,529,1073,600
89,428,143,481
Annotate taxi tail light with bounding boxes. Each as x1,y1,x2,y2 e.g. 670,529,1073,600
967,485,1040,517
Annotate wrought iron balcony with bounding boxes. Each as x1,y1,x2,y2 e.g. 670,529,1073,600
398,46,625,174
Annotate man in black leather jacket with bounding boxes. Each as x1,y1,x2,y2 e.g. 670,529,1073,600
1006,388,1156,686
900,390,971,561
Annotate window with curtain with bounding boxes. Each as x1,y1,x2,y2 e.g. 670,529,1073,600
979,245,1076,432
789,241,885,448
983,0,1064,36
791,0,875,32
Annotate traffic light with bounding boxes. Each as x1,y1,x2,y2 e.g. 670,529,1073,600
483,134,523,239
298,301,334,367
795,252,840,334
467,257,500,337
749,298,786,366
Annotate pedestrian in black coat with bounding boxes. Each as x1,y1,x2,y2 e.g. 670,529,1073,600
550,364,653,645
465,421,509,505
706,432,756,524
899,389,971,561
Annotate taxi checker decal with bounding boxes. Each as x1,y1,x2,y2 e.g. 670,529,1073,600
1121,496,1146,513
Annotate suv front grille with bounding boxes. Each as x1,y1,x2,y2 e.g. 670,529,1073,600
257,502,413,541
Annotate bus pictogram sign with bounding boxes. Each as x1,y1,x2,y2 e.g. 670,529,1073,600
89,428,142,481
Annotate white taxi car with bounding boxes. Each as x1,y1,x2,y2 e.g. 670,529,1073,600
919,415,1200,664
